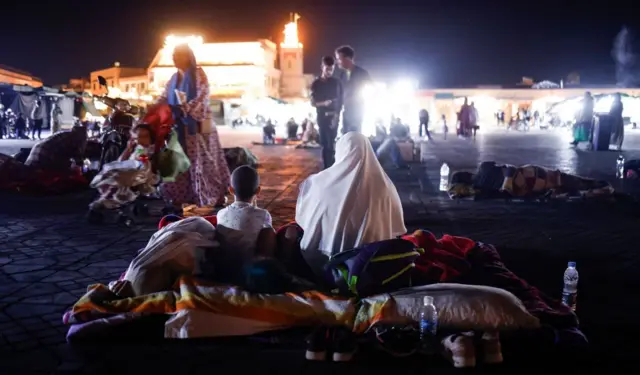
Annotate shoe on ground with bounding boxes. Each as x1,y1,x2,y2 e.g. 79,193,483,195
441,332,476,368
305,326,329,361
331,327,357,362
481,331,503,364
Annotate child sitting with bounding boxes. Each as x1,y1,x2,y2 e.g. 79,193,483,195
121,124,155,163
215,165,276,283
88,124,159,210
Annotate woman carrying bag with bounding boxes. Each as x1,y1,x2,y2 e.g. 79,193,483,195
156,43,230,209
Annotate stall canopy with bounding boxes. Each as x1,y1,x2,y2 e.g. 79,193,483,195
83,98,101,117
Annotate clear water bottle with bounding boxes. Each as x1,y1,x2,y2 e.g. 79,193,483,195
440,163,450,178
616,155,625,179
562,261,579,311
419,295,438,354
439,163,450,192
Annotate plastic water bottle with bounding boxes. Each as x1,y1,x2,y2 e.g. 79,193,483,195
439,163,450,192
562,262,579,311
616,155,625,179
419,295,438,354
440,163,450,178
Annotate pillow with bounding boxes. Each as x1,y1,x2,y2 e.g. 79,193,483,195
355,283,540,333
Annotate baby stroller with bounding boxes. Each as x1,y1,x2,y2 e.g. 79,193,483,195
87,103,182,226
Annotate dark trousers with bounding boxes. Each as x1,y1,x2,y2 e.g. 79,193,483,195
318,114,338,169
31,119,43,139
341,112,363,135
419,119,431,138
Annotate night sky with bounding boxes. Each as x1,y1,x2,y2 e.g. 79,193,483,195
2,0,639,87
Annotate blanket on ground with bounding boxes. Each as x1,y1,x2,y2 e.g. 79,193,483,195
448,161,614,200
63,226,580,343
0,153,89,194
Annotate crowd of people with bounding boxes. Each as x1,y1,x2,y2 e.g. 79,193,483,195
0,100,62,140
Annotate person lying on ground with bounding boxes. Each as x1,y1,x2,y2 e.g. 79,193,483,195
294,132,407,279
215,165,276,283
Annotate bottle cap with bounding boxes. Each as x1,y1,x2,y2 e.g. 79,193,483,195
568,261,576,268
423,296,434,305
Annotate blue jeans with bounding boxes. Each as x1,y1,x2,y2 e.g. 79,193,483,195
376,138,408,167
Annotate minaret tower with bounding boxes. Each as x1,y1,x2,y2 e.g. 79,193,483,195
279,13,305,99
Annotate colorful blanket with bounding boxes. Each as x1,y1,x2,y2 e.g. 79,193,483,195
448,162,614,200
63,229,581,343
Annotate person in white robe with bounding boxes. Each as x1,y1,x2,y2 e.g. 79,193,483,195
294,132,407,276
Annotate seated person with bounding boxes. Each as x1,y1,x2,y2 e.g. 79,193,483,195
298,121,320,147
376,117,411,168
293,132,407,279
286,117,299,140
24,124,88,170
119,124,155,163
215,165,276,283
263,120,276,144
89,124,159,210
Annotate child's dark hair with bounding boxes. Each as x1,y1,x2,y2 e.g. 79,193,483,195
133,123,155,143
231,165,260,201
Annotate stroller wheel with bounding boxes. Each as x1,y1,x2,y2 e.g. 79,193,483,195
87,209,104,224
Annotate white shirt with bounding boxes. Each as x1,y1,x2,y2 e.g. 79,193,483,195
215,201,273,280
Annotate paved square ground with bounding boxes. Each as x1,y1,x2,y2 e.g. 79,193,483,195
1,129,639,373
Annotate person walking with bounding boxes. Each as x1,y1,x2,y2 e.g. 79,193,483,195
335,45,371,134
418,108,431,139
310,56,343,169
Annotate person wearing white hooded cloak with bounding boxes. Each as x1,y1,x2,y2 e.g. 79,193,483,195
294,132,407,276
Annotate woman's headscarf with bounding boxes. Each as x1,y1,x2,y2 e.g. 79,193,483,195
295,132,406,273
167,44,199,143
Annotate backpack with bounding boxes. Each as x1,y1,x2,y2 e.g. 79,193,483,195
324,238,422,298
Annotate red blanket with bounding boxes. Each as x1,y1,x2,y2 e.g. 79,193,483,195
0,153,88,194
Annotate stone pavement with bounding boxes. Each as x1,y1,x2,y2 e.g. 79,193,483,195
1,131,640,374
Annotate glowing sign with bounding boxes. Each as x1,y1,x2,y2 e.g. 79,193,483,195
281,14,302,48
163,35,204,52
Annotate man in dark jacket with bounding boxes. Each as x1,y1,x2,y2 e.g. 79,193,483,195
419,108,431,139
310,56,343,169
335,45,371,134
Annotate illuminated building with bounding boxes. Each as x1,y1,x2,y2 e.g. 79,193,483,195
147,14,313,102
0,64,42,87
413,87,640,127
89,63,147,96
147,36,281,100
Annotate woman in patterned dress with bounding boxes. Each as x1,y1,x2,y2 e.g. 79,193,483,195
157,44,230,208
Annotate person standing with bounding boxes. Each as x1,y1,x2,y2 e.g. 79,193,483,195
418,108,431,139
571,92,594,147
335,45,371,134
609,93,624,150
30,99,45,140
50,103,62,134
310,56,343,169
157,43,231,208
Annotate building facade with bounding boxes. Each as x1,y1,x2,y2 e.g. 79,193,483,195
0,65,42,87
147,36,282,100
89,64,147,95
415,87,640,126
